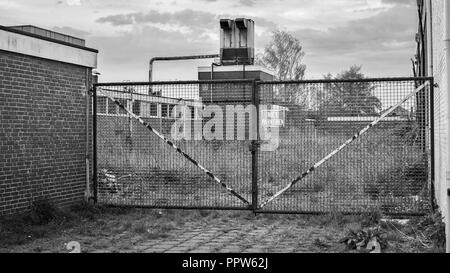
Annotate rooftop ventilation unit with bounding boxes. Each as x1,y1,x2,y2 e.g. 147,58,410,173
219,18,254,65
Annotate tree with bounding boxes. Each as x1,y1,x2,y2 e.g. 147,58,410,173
256,30,307,106
320,66,382,116
257,30,306,81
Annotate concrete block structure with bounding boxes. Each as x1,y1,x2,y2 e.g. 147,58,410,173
0,25,98,216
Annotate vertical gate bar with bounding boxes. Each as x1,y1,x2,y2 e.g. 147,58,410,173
429,78,436,211
251,80,260,211
92,84,98,204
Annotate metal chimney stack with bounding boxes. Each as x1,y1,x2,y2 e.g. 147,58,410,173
219,18,255,65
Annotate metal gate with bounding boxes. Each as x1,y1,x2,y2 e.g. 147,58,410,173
92,77,434,216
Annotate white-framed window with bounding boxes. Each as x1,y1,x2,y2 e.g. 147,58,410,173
161,103,169,118
132,100,141,116
97,96,129,116
140,101,159,118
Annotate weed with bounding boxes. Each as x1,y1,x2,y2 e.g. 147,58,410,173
340,226,388,251
360,210,382,227
413,212,446,250
29,199,60,225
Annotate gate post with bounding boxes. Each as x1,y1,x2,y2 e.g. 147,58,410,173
92,84,98,204
251,80,260,211
429,77,436,211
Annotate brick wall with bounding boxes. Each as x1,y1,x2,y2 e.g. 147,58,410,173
0,49,91,216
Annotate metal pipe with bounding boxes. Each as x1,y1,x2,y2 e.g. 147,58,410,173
149,54,219,82
84,68,91,201
92,85,98,203
428,0,434,76
211,62,221,103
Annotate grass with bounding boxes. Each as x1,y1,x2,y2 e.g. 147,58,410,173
0,202,445,253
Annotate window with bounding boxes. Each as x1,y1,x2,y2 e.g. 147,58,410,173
107,99,117,114
97,97,107,114
97,96,129,116
141,102,158,118
150,103,158,117
117,98,127,115
132,101,141,116
161,104,168,118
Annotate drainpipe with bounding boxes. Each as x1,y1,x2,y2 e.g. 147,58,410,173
444,0,450,254
84,68,91,201
87,69,100,202
149,54,220,82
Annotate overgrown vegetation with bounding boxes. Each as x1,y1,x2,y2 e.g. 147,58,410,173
338,211,446,253
0,199,127,248
0,204,445,253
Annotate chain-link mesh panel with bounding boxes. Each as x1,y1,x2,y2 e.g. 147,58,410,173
257,79,432,215
94,81,253,209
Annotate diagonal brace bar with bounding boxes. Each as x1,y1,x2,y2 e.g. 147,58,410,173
259,81,430,209
97,88,251,206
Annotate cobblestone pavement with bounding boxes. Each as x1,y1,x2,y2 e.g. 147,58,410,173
1,211,362,253
112,220,347,253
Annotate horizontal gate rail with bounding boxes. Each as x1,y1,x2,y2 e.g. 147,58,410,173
260,76,434,84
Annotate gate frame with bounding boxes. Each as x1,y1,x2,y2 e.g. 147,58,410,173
91,77,435,216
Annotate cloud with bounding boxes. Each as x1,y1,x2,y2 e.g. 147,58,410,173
239,0,255,6
0,0,20,9
381,0,415,6
66,0,81,6
92,2,417,80
97,9,217,30
292,5,416,55
88,24,218,81
288,4,417,77
97,14,134,26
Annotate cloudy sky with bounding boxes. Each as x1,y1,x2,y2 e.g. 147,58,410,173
0,0,418,82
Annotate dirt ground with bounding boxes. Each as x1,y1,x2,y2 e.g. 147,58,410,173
0,204,445,253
